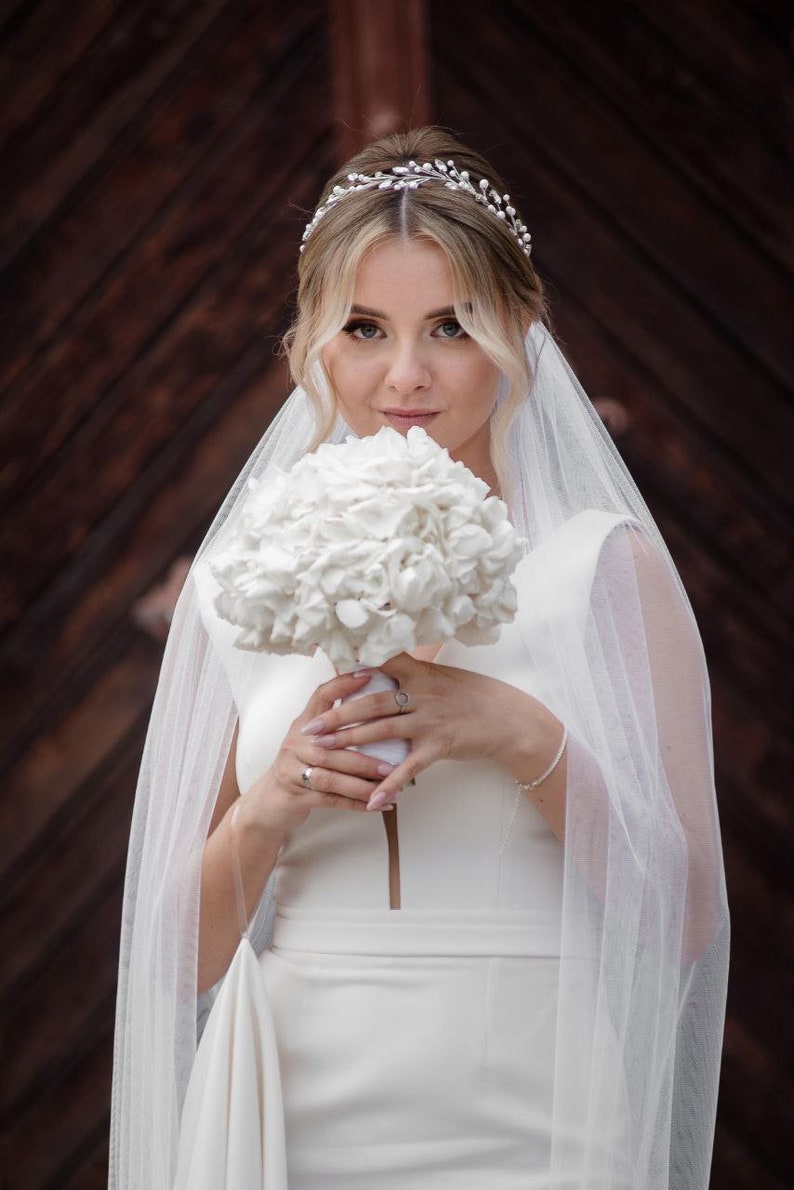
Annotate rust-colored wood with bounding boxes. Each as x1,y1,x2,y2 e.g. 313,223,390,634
0,0,231,278
551,304,794,619
0,728,140,1001
0,351,305,773
329,0,431,161
1,4,332,1183
0,638,158,877
431,10,794,505
0,3,322,499
3,1026,114,1189
515,0,793,273
2,885,122,1122
0,102,326,635
0,0,121,148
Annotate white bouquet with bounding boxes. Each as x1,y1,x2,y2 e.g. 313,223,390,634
211,426,523,763
212,425,522,665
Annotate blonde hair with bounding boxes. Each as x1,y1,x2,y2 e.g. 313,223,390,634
282,127,549,493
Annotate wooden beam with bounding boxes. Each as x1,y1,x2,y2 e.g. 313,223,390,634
329,0,432,162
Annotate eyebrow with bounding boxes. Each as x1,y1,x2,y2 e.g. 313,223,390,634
350,304,464,320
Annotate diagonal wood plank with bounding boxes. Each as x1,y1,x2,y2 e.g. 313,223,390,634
0,0,238,273
0,20,325,507
0,0,122,146
506,0,793,274
0,122,329,635
433,63,794,510
433,4,792,387
0,0,320,397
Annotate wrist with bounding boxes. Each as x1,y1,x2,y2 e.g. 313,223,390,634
493,689,564,783
513,722,567,791
234,782,292,847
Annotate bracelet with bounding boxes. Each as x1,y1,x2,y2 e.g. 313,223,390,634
514,724,568,793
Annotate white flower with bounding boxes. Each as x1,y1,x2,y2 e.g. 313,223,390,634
210,426,524,670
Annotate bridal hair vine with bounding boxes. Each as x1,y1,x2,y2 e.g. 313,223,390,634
300,158,533,258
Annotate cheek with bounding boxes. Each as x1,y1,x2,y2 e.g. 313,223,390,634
323,351,382,434
325,348,378,400
450,358,501,415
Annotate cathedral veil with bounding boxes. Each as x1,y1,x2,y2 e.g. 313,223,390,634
109,320,729,1188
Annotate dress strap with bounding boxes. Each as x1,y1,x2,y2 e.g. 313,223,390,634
229,801,250,939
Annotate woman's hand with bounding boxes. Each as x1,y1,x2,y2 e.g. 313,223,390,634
244,669,398,836
299,653,563,812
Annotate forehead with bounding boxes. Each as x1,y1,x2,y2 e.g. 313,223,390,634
354,238,454,307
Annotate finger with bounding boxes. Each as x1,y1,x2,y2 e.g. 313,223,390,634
297,761,382,804
301,744,396,783
302,688,410,736
301,670,372,727
320,791,391,813
366,750,428,810
314,715,414,752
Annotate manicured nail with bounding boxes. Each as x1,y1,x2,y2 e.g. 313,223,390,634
352,668,372,678
301,718,324,735
377,762,396,776
367,790,390,811
314,734,338,747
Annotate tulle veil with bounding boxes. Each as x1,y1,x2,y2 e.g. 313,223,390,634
109,320,729,1188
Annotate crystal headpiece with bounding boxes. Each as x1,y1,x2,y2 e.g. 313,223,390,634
300,158,532,258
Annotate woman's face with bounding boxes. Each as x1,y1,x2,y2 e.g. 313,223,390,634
321,238,502,484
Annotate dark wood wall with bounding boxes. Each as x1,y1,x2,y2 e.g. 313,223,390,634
1,2,335,1185
1,2,791,1187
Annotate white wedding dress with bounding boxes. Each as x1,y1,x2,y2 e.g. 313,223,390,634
180,510,635,1189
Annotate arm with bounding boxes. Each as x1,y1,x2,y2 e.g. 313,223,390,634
196,670,393,993
562,521,723,959
625,526,722,957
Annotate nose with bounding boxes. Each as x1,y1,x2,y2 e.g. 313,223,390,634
384,342,431,394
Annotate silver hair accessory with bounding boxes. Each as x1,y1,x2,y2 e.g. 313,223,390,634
300,158,532,258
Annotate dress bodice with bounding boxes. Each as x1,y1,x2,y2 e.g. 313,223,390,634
194,509,629,927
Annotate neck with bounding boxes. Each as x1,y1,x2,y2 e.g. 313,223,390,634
451,432,498,494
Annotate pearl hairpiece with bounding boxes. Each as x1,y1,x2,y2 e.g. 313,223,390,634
300,158,532,258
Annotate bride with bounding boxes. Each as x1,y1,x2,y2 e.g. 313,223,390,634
109,127,729,1189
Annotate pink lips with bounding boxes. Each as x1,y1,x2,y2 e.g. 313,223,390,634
381,409,439,431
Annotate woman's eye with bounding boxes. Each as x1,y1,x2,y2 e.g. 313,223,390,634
436,320,465,338
343,321,381,340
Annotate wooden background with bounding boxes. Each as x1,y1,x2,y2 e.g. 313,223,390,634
1,1,791,1186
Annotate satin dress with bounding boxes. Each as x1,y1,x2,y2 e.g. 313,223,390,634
185,510,633,1189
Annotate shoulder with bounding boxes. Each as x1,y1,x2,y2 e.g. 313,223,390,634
515,508,641,591
190,554,253,709
192,554,235,645
511,509,673,636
